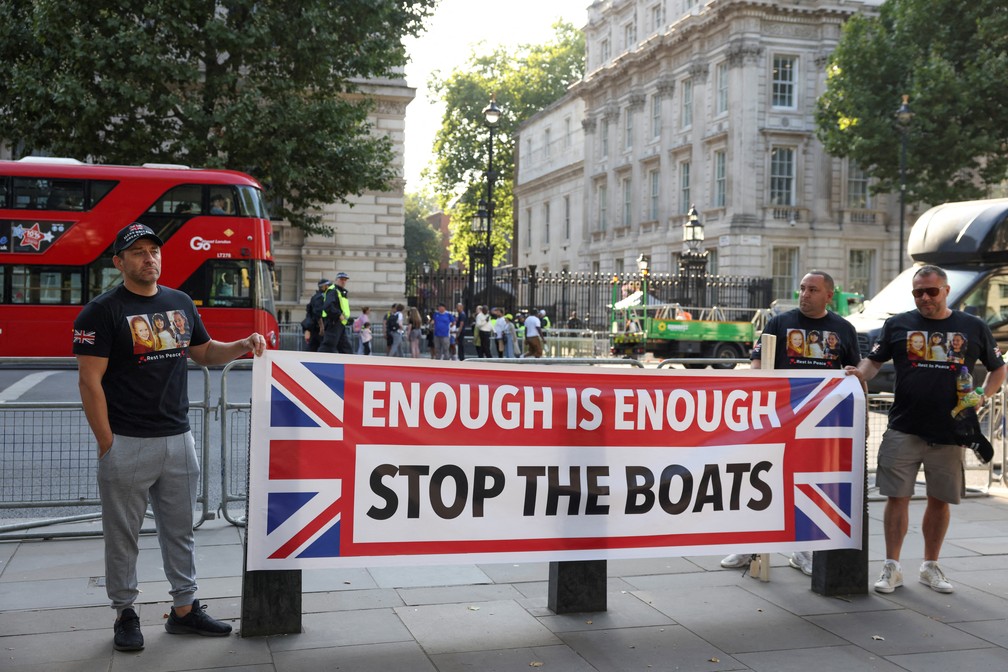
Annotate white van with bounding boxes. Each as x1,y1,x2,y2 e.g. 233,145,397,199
848,198,1008,392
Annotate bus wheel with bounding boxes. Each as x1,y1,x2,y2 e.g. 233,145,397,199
710,342,741,369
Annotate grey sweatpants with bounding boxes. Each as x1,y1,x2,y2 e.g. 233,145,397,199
98,432,200,613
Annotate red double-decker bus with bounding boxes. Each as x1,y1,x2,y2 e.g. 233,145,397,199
0,158,279,356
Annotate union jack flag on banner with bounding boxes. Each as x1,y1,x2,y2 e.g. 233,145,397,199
246,352,866,570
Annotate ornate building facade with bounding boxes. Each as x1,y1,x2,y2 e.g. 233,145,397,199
271,75,415,321
515,0,895,301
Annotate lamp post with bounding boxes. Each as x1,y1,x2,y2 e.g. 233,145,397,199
681,205,708,306
896,94,914,272
471,94,501,305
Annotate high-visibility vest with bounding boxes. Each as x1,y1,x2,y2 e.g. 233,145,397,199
321,285,350,325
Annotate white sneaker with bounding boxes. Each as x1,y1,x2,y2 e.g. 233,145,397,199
874,560,903,593
720,553,752,568
919,561,954,594
789,551,813,576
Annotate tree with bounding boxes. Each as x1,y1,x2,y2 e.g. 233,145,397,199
816,0,1008,204
0,0,436,233
404,191,443,276
428,22,585,266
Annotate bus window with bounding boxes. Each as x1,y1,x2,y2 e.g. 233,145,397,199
7,265,84,304
256,260,277,317
209,187,236,216
180,259,252,308
0,266,6,301
11,177,85,210
148,184,203,215
89,180,117,208
0,177,7,207
236,185,268,219
88,256,120,298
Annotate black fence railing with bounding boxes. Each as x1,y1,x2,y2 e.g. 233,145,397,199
407,269,773,330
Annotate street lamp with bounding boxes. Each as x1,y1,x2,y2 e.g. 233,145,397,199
474,94,501,304
681,205,708,307
896,94,914,272
683,205,705,252
636,253,650,330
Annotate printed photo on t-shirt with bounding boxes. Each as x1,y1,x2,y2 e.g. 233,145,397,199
946,331,968,363
128,314,157,354
926,331,947,361
906,330,927,361
127,308,191,355
785,328,843,362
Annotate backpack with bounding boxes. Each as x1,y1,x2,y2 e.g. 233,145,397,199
386,312,399,334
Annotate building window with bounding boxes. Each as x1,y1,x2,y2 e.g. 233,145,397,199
597,184,608,231
564,117,572,149
543,202,550,245
713,150,726,207
650,2,665,31
651,94,662,138
772,55,797,109
526,137,533,161
525,207,532,249
624,20,637,50
681,78,693,129
847,162,871,209
771,247,799,299
544,128,551,158
848,249,875,297
621,177,632,226
649,169,660,220
680,160,691,213
715,62,728,115
615,258,625,275
624,109,633,150
706,248,719,276
770,147,795,206
601,118,609,158
564,195,571,240
600,37,611,64
275,263,301,303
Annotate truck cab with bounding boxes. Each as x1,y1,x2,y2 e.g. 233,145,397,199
848,198,1008,392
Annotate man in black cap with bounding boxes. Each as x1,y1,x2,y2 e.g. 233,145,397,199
319,272,353,354
73,222,266,652
302,278,328,352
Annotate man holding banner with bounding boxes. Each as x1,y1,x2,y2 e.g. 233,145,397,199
850,265,1005,594
721,270,861,574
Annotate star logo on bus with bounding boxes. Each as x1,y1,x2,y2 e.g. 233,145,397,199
19,223,44,251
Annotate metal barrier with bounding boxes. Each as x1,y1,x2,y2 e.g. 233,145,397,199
219,359,253,525
0,360,215,538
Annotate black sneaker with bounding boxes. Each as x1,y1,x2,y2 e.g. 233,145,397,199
164,599,233,637
113,607,144,651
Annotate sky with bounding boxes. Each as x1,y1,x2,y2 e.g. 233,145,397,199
401,0,591,192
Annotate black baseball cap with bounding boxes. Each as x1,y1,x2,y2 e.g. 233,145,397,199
318,278,330,286
113,223,164,255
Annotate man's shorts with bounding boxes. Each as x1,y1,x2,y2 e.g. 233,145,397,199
876,427,965,504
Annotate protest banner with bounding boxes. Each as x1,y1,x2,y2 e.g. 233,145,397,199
246,352,865,570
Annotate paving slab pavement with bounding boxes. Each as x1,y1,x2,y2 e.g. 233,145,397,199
2,487,1007,671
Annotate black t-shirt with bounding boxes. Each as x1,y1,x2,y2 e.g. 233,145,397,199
751,309,861,370
868,309,1004,443
72,284,210,437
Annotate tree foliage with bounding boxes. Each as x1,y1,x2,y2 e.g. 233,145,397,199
0,0,436,233
404,191,442,276
428,22,585,266
816,0,1008,204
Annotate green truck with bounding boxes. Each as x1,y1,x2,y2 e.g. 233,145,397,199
610,289,862,367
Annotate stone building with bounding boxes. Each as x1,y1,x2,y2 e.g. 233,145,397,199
515,0,896,301
271,75,414,321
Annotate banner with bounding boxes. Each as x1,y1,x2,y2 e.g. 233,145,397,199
246,352,865,570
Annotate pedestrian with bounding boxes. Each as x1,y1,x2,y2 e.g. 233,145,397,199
407,306,424,358
849,264,1006,594
301,278,328,352
432,303,453,360
318,272,352,354
73,222,266,652
387,303,406,357
567,310,582,330
477,305,494,358
720,270,861,575
455,302,468,360
524,309,544,358
353,307,371,355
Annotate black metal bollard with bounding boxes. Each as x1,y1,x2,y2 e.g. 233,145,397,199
548,560,607,614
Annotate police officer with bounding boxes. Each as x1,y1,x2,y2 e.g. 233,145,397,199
302,278,328,352
319,272,352,354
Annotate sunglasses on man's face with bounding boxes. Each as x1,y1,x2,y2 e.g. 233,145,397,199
911,287,943,298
